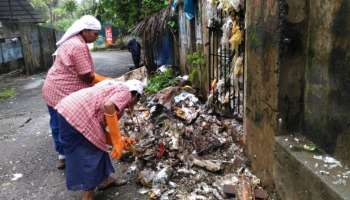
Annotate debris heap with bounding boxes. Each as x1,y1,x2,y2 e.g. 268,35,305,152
120,83,267,199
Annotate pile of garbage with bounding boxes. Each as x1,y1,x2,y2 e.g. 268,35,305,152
119,78,268,199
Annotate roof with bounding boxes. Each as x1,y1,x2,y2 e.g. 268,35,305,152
0,0,44,23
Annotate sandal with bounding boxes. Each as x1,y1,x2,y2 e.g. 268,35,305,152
57,159,65,170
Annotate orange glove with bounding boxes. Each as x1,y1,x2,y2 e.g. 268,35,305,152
105,112,124,159
122,136,136,151
104,112,136,159
92,73,111,84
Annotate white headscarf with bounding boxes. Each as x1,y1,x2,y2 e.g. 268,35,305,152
56,15,101,46
124,80,145,95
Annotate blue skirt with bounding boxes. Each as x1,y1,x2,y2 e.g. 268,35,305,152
58,114,114,191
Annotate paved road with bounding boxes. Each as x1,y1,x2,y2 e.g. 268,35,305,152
0,51,145,200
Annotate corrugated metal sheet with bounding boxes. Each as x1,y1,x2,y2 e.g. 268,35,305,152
0,0,44,23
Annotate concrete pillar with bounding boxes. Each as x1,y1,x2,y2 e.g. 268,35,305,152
244,0,280,188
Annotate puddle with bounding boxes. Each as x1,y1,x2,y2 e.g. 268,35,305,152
23,79,44,90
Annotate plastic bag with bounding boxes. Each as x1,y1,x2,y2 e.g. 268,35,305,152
221,17,233,47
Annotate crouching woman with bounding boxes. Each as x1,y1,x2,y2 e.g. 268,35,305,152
56,79,144,200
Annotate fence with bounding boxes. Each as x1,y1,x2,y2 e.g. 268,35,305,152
207,10,245,119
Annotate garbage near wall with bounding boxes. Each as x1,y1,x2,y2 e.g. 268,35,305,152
116,67,268,199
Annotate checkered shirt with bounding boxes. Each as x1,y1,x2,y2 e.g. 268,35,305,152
42,35,95,107
56,80,132,152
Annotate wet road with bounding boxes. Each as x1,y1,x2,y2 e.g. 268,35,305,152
0,51,146,200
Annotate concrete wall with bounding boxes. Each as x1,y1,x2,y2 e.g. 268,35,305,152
244,0,280,188
245,0,350,197
278,0,308,132
303,0,350,166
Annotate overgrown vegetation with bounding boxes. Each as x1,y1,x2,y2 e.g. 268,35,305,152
31,0,169,32
187,52,205,87
94,0,169,32
145,68,178,94
0,88,16,100
31,0,95,30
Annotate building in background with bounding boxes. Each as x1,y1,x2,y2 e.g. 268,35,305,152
0,0,57,74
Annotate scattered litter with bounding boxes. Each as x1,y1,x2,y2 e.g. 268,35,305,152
319,170,330,175
138,187,150,195
343,171,350,176
138,169,155,187
160,189,175,200
191,157,222,172
174,106,199,124
313,155,342,168
313,155,322,160
174,92,199,106
11,173,23,181
153,166,173,186
169,181,177,188
158,65,172,73
332,179,347,185
303,143,316,151
118,78,256,199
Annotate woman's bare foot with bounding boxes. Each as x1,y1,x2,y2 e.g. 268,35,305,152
97,176,127,191
82,190,94,200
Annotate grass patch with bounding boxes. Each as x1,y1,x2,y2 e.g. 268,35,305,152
0,88,16,100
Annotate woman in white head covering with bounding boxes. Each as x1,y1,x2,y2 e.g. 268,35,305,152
56,15,102,46
42,15,111,171
55,79,144,200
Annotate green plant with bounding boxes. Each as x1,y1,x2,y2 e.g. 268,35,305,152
94,0,168,31
0,88,16,100
187,52,205,85
187,52,205,67
63,0,78,17
145,68,178,93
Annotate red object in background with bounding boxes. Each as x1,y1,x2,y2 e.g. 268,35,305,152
105,26,113,45
156,142,165,159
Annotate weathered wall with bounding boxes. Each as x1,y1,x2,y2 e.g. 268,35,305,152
178,5,191,74
0,23,24,73
200,0,209,96
0,22,56,74
19,24,41,74
278,0,307,132
274,136,350,200
244,0,280,188
245,0,350,196
38,26,56,73
303,0,350,166
178,1,208,94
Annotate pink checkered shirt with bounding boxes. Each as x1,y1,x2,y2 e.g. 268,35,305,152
56,80,132,152
42,35,95,107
